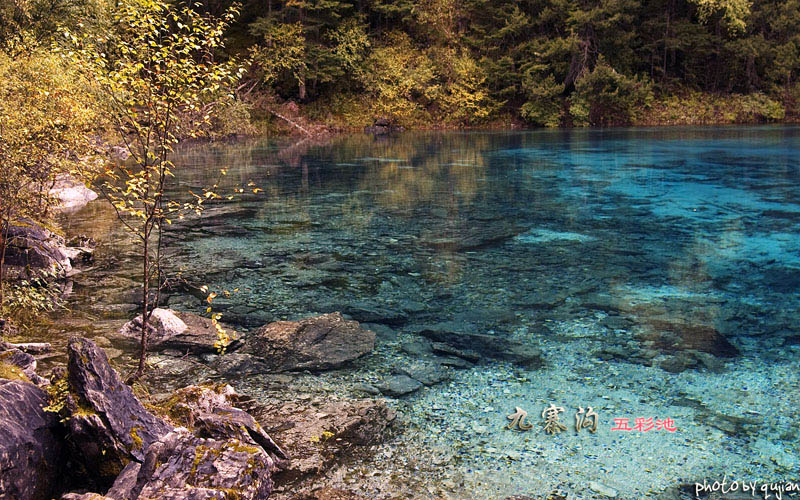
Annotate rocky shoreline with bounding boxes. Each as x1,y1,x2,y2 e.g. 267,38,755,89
0,335,399,500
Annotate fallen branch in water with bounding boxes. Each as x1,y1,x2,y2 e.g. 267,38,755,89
267,108,314,137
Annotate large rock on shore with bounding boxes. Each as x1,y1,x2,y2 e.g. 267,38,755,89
248,397,395,485
3,221,74,276
50,173,98,212
109,430,276,500
157,384,287,462
64,337,174,484
119,308,187,344
245,313,375,372
60,338,284,499
0,379,64,500
119,309,239,354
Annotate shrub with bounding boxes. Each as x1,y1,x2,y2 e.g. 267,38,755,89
521,74,564,127
0,50,100,324
438,50,500,125
569,58,653,126
739,92,785,121
359,32,439,125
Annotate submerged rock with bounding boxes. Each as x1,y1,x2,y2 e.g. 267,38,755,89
337,302,408,326
210,352,271,377
588,481,618,498
430,341,481,363
643,319,740,358
0,379,64,500
400,337,433,357
422,223,524,251
415,323,543,368
397,360,451,386
377,374,423,397
245,312,375,372
294,487,369,500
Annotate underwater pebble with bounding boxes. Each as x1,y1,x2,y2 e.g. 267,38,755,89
588,481,618,498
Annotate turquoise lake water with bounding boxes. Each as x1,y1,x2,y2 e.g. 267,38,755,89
61,127,800,498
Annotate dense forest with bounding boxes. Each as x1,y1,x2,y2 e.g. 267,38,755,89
2,0,799,131
238,0,800,127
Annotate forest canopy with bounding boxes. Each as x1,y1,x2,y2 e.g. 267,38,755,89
234,0,799,127
0,0,798,130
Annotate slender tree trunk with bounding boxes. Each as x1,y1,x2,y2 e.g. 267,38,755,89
663,7,671,82
130,218,151,384
0,216,9,311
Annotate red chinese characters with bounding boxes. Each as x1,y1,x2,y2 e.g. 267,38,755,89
655,417,677,432
611,418,632,431
611,417,676,432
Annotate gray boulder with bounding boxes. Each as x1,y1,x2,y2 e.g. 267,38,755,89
119,309,238,354
157,384,287,462
3,221,73,275
245,312,375,371
112,429,275,500
50,173,98,212
64,337,173,484
62,339,284,499
0,348,49,386
0,379,64,500
248,397,395,484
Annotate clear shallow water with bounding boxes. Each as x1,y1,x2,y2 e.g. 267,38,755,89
56,127,799,498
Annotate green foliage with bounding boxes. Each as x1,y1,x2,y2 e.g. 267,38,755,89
0,0,109,55
639,89,785,124
738,92,785,120
238,0,795,127
327,18,370,73
359,32,439,124
0,49,100,321
1,274,59,328
3,0,799,139
521,74,565,127
249,20,307,89
569,58,654,126
690,0,751,32
439,50,501,125
65,0,246,380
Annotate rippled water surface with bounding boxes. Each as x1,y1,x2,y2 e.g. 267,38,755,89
56,127,800,498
